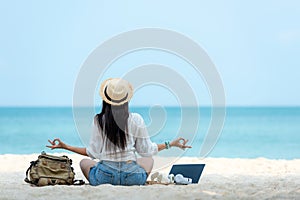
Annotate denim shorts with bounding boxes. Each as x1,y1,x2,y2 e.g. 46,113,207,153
89,160,147,186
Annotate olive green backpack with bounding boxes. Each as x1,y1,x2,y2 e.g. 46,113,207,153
24,152,84,186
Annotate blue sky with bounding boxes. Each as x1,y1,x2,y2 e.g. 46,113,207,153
0,0,299,107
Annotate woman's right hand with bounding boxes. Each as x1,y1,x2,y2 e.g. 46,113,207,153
46,138,67,150
170,137,192,149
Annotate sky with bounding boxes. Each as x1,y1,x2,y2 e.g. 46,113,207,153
0,0,300,107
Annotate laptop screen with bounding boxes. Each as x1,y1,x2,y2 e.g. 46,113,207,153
169,164,205,184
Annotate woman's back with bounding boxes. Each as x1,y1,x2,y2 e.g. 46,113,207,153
86,113,158,162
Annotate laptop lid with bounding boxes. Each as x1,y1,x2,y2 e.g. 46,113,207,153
169,164,205,184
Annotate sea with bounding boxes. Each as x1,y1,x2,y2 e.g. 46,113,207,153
0,107,299,159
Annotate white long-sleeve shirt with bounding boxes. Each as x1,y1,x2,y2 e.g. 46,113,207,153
86,113,158,161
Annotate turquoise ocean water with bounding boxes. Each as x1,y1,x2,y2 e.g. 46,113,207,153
0,107,299,159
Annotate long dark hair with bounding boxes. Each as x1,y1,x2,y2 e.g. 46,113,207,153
97,100,129,150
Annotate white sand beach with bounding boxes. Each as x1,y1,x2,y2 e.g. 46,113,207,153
0,154,299,200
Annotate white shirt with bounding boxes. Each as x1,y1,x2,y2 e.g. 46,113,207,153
86,113,158,161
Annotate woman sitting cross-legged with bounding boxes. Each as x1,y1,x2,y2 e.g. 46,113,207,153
47,78,191,186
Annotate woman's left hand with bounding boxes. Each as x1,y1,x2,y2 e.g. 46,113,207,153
46,138,67,150
170,138,192,149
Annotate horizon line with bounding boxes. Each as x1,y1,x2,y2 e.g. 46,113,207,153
0,105,300,108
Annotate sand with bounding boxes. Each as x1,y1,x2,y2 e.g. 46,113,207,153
0,154,299,200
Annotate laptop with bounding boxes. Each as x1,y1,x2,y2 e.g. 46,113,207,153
169,164,205,184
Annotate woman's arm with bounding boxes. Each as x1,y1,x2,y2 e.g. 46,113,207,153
46,138,88,156
157,137,192,151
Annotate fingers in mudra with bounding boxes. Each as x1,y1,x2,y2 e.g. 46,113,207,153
46,138,61,149
178,138,192,149
171,138,191,150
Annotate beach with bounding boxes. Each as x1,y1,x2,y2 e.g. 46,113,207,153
0,154,299,200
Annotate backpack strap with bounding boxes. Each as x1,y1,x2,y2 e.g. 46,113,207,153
73,179,85,185
24,161,36,184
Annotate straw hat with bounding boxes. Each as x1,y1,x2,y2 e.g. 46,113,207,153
99,78,133,106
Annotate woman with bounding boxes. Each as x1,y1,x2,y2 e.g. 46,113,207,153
47,78,191,186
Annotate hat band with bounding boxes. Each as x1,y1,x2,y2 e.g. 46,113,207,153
104,87,128,104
